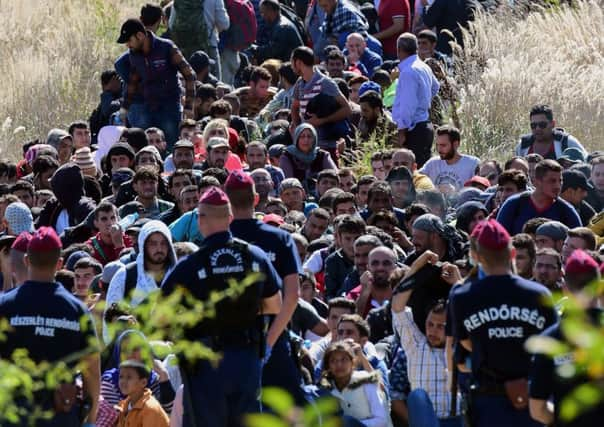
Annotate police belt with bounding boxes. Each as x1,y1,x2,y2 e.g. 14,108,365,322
199,329,261,351
473,367,515,397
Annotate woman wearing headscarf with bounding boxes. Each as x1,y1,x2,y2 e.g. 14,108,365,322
279,123,337,193
455,201,488,235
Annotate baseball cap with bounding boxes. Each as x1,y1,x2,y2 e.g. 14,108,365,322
464,176,491,189
199,187,229,206
358,81,381,97
117,19,146,43
536,221,569,242
558,147,585,164
112,167,135,185
565,249,599,276
262,213,284,226
225,170,254,191
471,219,510,250
173,139,195,151
11,232,32,252
28,227,62,254
65,251,92,271
268,144,285,158
561,169,594,192
279,178,304,194
206,137,230,150
46,129,72,150
189,51,216,73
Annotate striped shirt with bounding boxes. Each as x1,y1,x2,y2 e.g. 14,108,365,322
393,308,451,418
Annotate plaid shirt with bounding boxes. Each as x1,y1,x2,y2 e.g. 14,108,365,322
322,0,368,38
393,308,452,418
389,347,412,401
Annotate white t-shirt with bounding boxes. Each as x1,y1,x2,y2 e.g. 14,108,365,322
55,209,70,235
420,155,480,192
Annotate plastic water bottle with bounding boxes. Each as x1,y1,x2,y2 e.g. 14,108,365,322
303,339,312,350
118,213,139,230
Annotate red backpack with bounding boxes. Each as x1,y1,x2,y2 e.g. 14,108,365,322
222,0,257,51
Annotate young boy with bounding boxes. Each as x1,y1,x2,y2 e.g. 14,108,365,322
87,202,132,265
117,360,169,427
73,257,102,302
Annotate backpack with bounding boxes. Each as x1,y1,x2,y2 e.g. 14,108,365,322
222,0,257,51
171,0,209,58
123,262,138,300
280,3,309,46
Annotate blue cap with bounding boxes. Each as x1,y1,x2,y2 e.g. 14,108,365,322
358,81,382,97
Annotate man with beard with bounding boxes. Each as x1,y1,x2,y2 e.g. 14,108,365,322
250,169,274,213
200,137,230,170
118,167,174,220
104,220,177,339
352,246,397,317
116,18,196,148
532,248,563,291
386,166,416,209
420,125,479,194
392,250,460,424
359,180,406,225
245,141,284,195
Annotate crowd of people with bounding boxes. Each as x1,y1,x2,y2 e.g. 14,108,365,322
0,0,603,427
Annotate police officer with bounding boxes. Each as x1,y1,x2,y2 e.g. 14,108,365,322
449,219,558,427
161,187,282,427
224,169,305,403
0,227,100,427
529,250,604,426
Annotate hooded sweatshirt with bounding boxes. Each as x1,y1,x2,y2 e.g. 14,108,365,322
36,162,97,232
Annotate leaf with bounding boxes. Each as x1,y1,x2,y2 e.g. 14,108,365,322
244,413,288,427
261,387,294,417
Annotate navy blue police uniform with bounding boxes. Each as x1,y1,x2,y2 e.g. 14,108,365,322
0,282,98,427
450,275,557,426
449,220,558,427
230,217,306,404
529,308,604,427
161,230,281,427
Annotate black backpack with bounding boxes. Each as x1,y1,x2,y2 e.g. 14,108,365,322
123,262,138,299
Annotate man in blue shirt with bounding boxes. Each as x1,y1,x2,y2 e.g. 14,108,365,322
344,32,383,77
392,32,440,167
497,159,581,235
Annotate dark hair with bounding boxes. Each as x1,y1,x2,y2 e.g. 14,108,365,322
168,169,193,189
291,47,315,66
133,166,159,183
333,78,349,99
332,192,356,212
536,247,562,270
497,169,528,191
367,181,392,203
371,69,391,87
28,248,61,269
209,100,233,117
522,217,550,235
348,75,368,87
357,175,377,187
436,125,461,143
276,62,296,87
367,209,399,228
317,169,339,184
359,90,383,109
120,360,151,381
140,3,163,26
55,269,75,293
567,227,597,251
196,82,217,101
260,0,280,12
178,118,197,132
308,207,330,222
512,233,537,260
370,151,383,162
74,257,103,275
198,175,221,190
94,201,118,220
32,155,59,176
404,203,431,220
335,214,366,235
202,167,228,184
535,159,562,180
427,299,447,316
0,160,17,181
530,104,554,121
250,66,272,84
327,297,356,315
11,180,34,198
338,313,370,338
326,49,345,64
101,69,118,86
68,120,89,136
504,156,529,170
525,153,544,165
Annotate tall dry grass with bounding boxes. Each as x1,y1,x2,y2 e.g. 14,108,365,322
455,0,604,160
0,0,138,159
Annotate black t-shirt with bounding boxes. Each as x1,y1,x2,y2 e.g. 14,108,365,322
529,309,604,427
290,299,322,337
0,281,98,363
450,274,558,380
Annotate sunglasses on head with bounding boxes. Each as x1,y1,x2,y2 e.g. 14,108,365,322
530,121,549,130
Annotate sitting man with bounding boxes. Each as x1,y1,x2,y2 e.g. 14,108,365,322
357,90,398,146
253,0,303,63
344,32,382,77
118,167,174,220
232,66,277,118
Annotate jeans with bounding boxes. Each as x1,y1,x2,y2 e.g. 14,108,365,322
127,103,150,129
407,389,463,427
182,348,262,427
221,48,240,86
147,103,182,151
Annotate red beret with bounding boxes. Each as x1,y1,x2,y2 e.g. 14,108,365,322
565,249,599,276
473,219,510,251
199,186,230,206
263,213,284,226
11,232,33,253
225,169,254,191
28,227,62,253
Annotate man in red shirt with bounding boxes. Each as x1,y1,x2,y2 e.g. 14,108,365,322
87,201,132,265
373,0,410,59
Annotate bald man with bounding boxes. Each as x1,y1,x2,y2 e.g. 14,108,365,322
344,32,383,77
